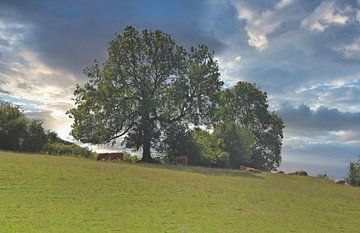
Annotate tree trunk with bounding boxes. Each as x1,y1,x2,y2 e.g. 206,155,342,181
141,140,152,162
139,112,153,163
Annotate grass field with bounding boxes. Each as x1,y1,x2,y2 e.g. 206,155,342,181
0,150,359,233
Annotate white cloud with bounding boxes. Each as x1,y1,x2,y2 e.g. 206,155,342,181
0,19,30,51
301,1,352,32
0,17,78,139
234,55,242,62
0,50,77,103
235,1,298,51
275,0,295,9
338,37,360,59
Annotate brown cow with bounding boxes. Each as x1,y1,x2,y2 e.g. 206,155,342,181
97,152,124,162
97,153,110,161
173,156,188,166
239,165,262,173
288,170,308,176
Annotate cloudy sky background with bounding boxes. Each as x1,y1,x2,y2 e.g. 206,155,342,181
1,0,360,178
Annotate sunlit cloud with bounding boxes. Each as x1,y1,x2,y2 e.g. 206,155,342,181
301,1,354,32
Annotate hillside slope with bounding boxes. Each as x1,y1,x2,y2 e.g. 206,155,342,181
0,151,359,233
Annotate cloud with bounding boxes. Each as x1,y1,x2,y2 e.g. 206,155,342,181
275,0,295,9
301,1,354,32
277,103,360,137
25,110,73,140
234,0,300,51
337,37,360,59
0,0,227,78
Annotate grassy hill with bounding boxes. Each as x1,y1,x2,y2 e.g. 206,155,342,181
0,151,359,233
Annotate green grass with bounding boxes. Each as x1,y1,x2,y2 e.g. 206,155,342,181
0,151,359,233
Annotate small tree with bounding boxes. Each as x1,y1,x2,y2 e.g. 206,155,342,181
346,158,360,187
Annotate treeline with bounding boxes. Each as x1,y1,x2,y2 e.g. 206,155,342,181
0,102,95,158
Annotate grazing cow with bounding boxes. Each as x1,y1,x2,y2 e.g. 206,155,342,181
239,165,262,173
277,171,285,174
97,152,124,162
288,170,308,176
173,156,188,166
108,153,124,161
97,153,110,161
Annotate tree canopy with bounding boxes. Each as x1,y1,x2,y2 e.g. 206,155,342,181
214,82,284,170
68,26,223,162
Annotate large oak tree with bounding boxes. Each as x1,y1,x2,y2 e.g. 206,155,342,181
68,26,223,162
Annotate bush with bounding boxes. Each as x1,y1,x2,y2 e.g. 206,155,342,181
346,159,360,187
0,103,27,150
317,171,330,180
21,120,47,152
41,142,97,158
122,153,140,163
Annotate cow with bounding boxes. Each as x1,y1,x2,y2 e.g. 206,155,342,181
239,165,262,173
173,155,188,166
97,152,124,162
108,153,124,161
276,170,285,174
97,153,110,161
288,170,308,176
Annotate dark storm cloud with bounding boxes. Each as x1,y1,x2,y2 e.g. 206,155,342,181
0,0,227,78
278,103,360,135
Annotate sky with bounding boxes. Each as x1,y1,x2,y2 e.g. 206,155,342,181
1,0,360,178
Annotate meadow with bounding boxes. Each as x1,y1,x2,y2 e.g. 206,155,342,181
0,150,359,233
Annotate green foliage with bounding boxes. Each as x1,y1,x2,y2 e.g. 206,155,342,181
0,102,27,150
0,103,48,152
68,26,223,162
191,128,229,168
346,158,360,187
41,142,96,158
122,152,140,163
0,103,83,155
21,120,47,152
214,123,256,168
317,171,331,180
214,82,284,170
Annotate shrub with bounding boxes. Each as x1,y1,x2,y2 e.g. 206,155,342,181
317,171,330,180
41,142,97,158
21,120,47,152
122,153,140,163
346,159,360,187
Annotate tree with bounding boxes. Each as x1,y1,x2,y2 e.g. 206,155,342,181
214,82,284,170
213,122,256,169
346,158,360,187
21,120,47,152
0,102,27,150
191,128,229,168
68,26,223,162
